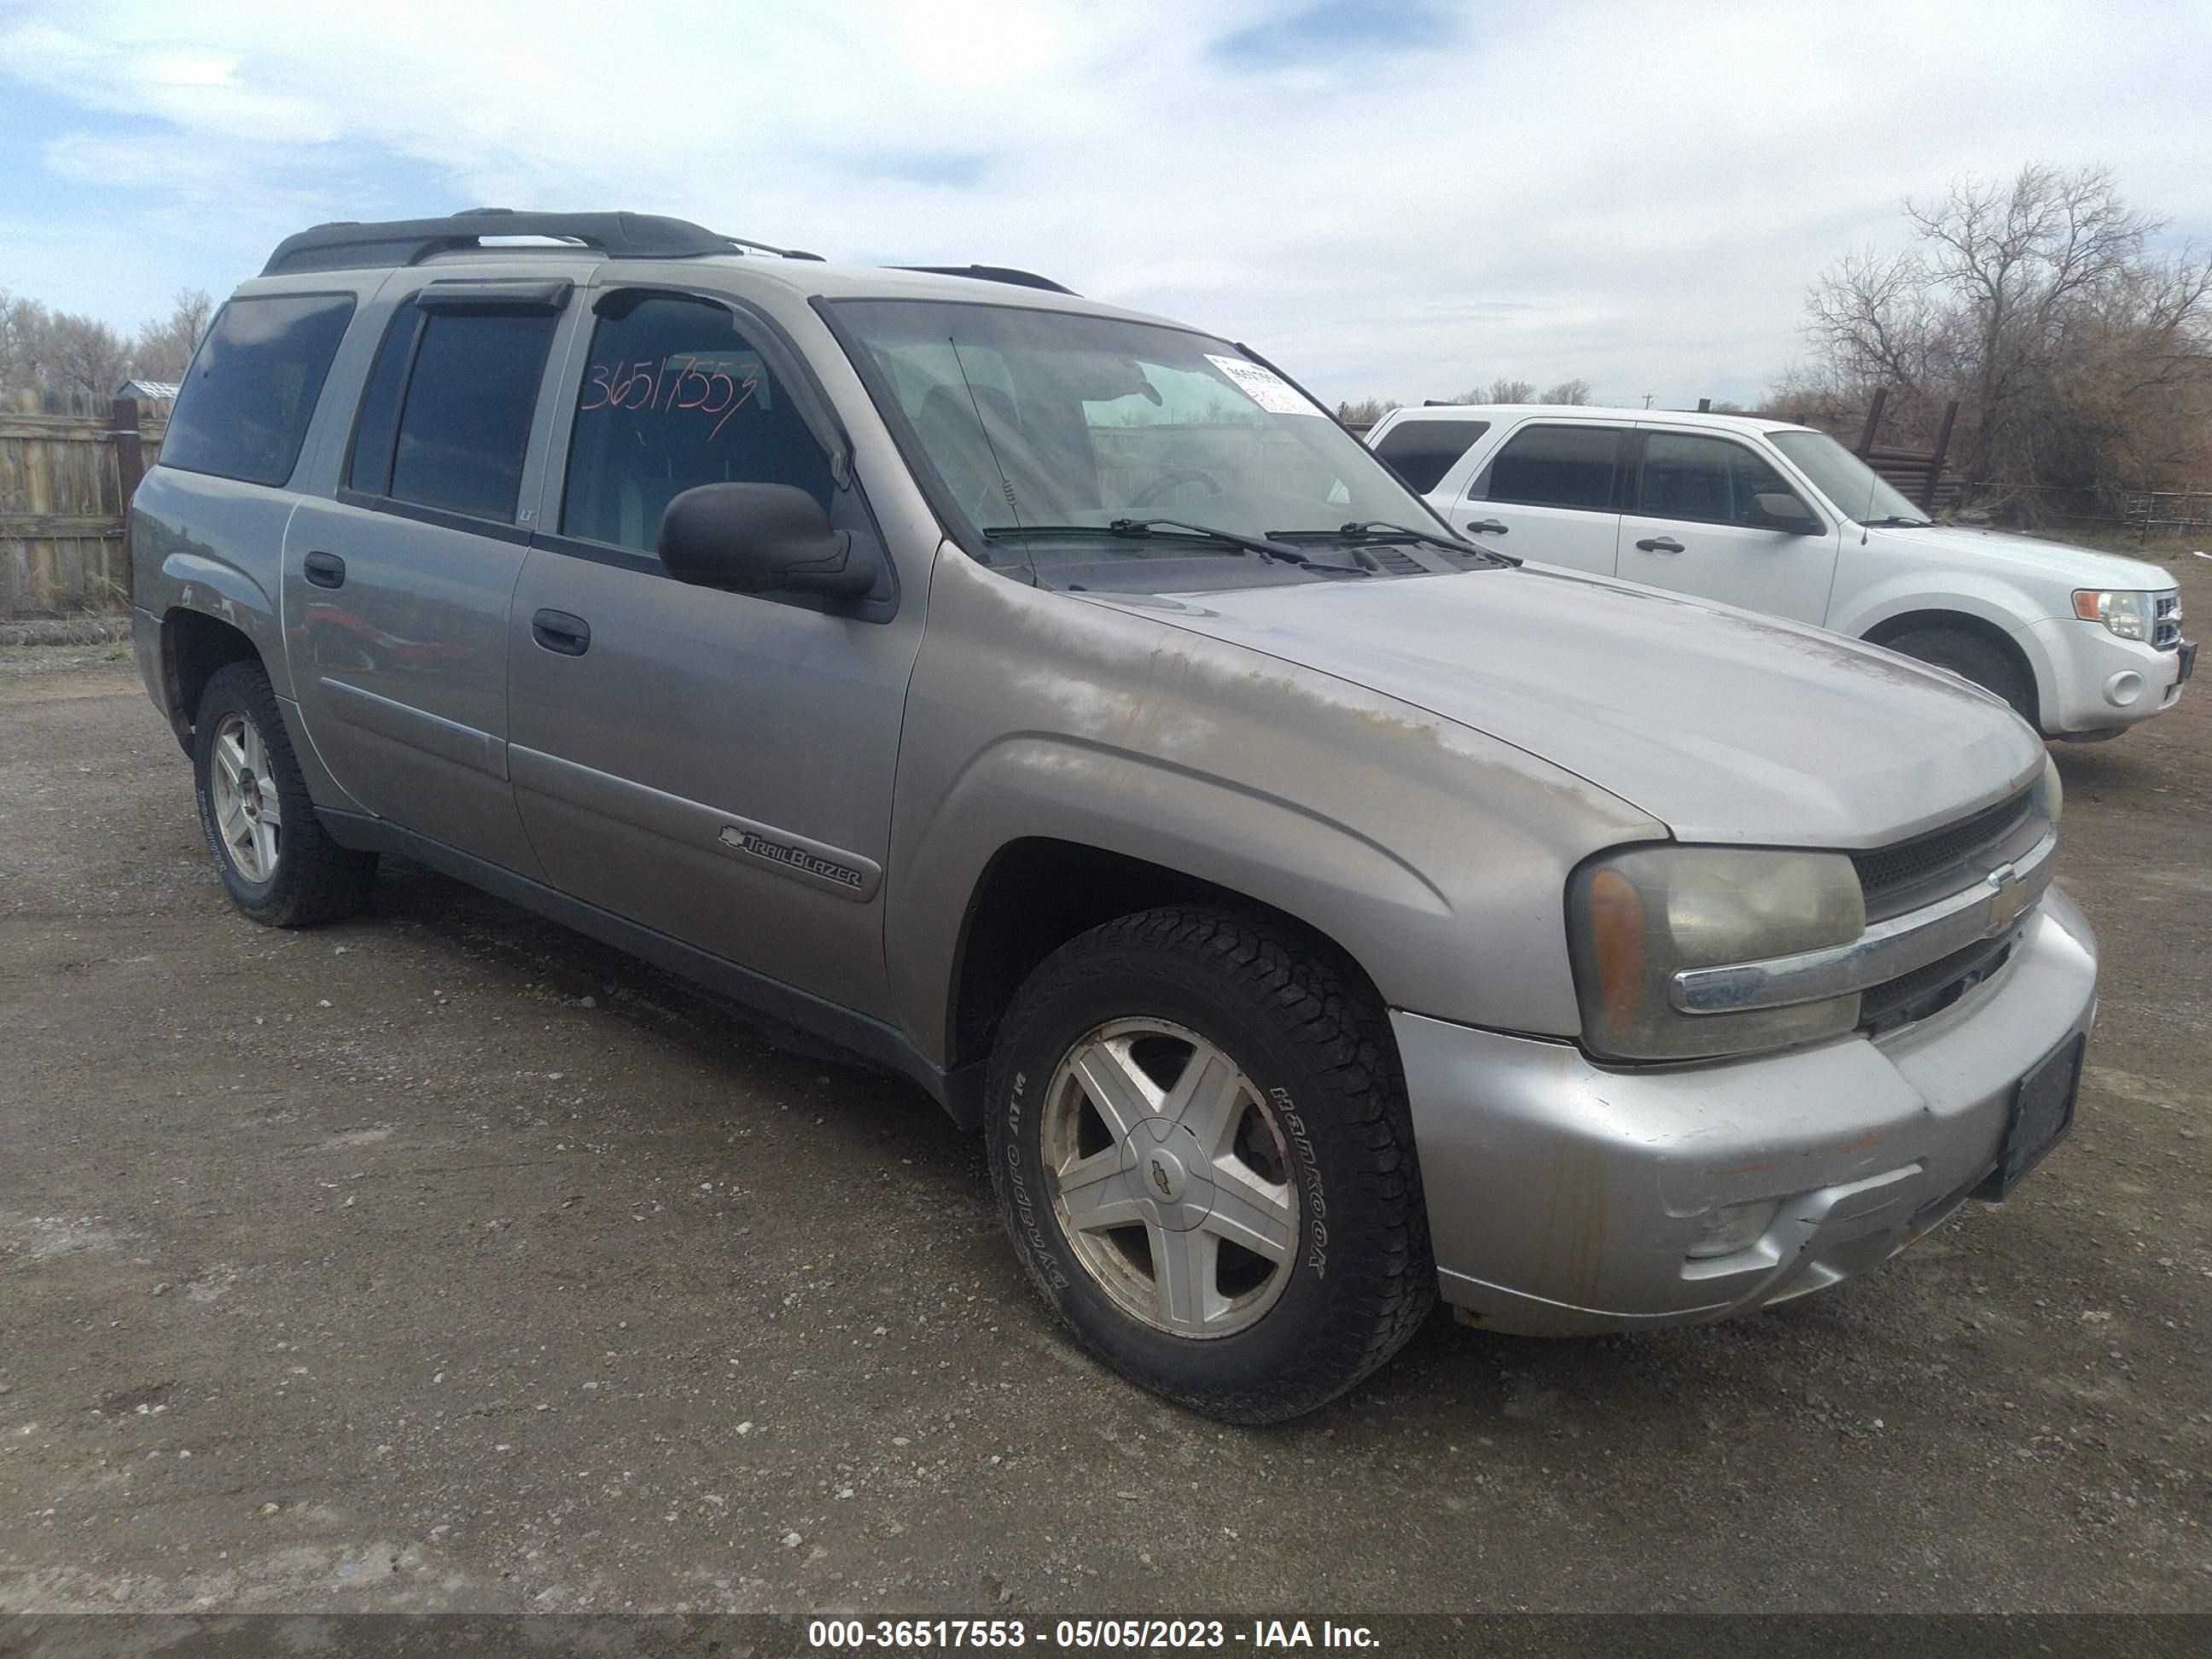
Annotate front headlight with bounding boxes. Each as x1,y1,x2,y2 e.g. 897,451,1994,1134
2030,753,2063,827
1567,846,1866,1062
2073,590,2153,641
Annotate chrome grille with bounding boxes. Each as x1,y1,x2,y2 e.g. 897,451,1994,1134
2154,591,2182,650
1848,789,2054,1033
1850,789,2034,921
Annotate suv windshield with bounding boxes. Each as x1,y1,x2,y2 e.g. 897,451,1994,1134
1769,430,1930,526
830,299,1455,586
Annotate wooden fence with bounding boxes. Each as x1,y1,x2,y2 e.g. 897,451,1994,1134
0,388,169,618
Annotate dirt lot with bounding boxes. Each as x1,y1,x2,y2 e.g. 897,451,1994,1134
2,562,2207,1616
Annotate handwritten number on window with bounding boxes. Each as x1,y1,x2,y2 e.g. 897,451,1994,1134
579,355,760,438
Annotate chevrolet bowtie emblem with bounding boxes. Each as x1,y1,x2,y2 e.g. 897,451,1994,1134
1985,862,2029,931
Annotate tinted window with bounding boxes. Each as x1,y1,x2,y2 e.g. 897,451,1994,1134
344,309,418,496
161,294,356,486
1636,432,1802,526
387,311,557,522
1373,418,1489,494
562,295,832,552
1474,424,1621,510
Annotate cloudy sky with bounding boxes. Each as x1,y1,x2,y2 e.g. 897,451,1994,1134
3,0,2209,407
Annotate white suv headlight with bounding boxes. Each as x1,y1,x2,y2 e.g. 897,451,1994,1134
2072,589,2153,641
1567,847,1866,1062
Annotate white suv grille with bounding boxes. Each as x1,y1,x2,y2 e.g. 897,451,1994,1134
2154,591,2183,650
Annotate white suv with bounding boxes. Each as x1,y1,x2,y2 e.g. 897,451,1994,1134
1365,405,2193,738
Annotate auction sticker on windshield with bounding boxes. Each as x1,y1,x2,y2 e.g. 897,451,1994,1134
1205,354,1324,416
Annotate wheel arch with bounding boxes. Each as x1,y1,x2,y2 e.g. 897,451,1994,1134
944,837,1395,1083
160,607,264,753
1861,608,2046,728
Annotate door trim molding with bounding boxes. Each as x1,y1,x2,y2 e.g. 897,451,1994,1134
508,743,883,901
322,678,508,778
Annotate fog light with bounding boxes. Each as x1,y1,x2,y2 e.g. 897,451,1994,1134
2104,669,2143,707
1686,1199,1779,1260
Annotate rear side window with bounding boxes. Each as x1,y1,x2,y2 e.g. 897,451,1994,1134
561,294,832,553
343,309,417,498
1473,424,1623,511
161,294,356,486
1372,418,1489,494
383,311,558,523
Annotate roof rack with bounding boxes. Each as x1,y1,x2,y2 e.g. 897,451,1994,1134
892,265,1077,295
259,209,818,276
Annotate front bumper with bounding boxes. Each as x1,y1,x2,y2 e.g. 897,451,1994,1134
2024,616,2189,735
1394,885,2098,1336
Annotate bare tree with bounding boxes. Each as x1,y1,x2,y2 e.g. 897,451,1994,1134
1,287,220,396
1433,379,1538,405
1796,162,2212,513
44,313,133,398
1538,378,1592,405
1335,397,1401,425
0,290,54,392
132,288,214,383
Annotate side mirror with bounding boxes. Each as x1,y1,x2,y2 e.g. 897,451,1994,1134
657,482,876,602
1745,492,1822,535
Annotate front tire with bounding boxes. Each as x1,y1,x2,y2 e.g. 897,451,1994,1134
192,660,377,927
986,906,1434,1423
1883,626,2040,727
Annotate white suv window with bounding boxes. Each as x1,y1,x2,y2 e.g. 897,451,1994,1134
1470,424,1623,511
1373,418,1489,494
1634,432,1801,527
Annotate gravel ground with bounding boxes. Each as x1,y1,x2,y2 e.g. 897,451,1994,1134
0,565,2206,1616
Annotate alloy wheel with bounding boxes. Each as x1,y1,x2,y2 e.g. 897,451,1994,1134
1040,1017,1299,1338
208,711,281,882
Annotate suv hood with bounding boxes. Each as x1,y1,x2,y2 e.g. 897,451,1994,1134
1863,524,2174,594
1093,566,2042,847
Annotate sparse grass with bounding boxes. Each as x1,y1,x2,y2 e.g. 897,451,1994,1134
0,608,131,648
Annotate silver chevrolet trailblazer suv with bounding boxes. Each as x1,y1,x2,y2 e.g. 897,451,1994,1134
131,210,2098,1422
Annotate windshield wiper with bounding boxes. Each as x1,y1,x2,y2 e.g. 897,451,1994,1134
1272,520,1518,568
983,520,1363,572
1860,515,1934,528
1109,517,1320,567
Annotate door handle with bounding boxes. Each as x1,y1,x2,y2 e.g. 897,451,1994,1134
1464,518,1510,536
531,608,591,656
1634,536,1685,554
302,551,346,589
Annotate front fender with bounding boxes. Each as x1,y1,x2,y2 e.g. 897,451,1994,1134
1831,577,2059,716
884,551,1662,1062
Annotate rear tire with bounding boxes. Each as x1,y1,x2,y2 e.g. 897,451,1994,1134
192,660,377,927
986,905,1434,1423
1882,626,2039,727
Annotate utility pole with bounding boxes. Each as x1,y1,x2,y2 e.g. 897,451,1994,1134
1641,393,1654,410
